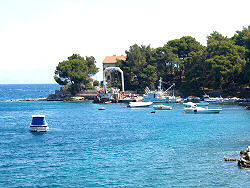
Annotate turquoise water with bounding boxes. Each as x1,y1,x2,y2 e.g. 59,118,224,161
0,85,249,187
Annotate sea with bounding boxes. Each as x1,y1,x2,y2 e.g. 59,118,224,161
0,84,249,187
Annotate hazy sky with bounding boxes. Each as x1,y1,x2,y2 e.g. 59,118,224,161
0,0,249,84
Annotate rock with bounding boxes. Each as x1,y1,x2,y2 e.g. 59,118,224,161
224,157,236,161
246,152,250,160
238,146,250,168
18,97,47,102
240,150,246,155
246,146,250,152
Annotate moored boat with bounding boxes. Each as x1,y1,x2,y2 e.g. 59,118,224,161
153,105,172,110
183,102,209,107
184,103,222,114
221,97,240,104
143,78,181,103
143,78,168,103
30,115,49,132
203,94,223,103
128,101,153,107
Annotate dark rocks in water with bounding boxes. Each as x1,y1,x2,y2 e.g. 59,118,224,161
47,90,87,101
247,146,250,152
18,97,47,101
240,150,247,155
238,146,250,168
224,157,236,161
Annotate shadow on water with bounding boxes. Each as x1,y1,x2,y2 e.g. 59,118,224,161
30,131,48,136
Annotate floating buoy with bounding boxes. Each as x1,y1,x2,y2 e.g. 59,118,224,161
123,106,126,108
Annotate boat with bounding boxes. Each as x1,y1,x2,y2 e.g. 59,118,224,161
30,115,49,132
153,105,172,110
104,101,112,104
143,78,180,103
185,96,201,102
222,97,240,104
203,94,223,103
183,102,209,107
143,89,167,103
184,103,222,114
143,78,168,103
95,88,121,103
128,101,153,107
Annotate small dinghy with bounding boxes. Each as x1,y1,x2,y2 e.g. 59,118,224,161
153,105,172,110
30,115,49,132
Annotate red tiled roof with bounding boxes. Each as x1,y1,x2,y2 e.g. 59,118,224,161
102,56,126,64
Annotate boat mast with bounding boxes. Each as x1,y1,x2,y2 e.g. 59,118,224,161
158,77,162,91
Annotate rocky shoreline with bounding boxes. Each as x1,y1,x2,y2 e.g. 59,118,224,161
13,89,250,104
224,146,250,168
238,146,250,168
15,90,97,102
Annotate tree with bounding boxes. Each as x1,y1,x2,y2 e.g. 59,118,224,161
167,36,204,84
204,32,246,90
54,54,98,95
118,44,157,93
232,26,250,86
152,46,180,83
181,49,207,96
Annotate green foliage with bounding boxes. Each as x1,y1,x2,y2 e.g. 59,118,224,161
119,44,157,93
93,80,99,87
204,32,246,90
164,36,205,88
54,54,98,95
232,26,250,86
118,27,249,95
181,50,206,96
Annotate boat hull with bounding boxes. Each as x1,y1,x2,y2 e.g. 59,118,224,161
184,102,209,107
30,124,49,132
128,102,153,107
184,109,222,114
144,98,167,103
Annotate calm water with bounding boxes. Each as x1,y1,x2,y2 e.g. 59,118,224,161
0,84,249,187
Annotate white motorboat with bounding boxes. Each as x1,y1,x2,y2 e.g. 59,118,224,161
203,94,223,103
30,115,49,132
128,101,153,107
222,97,239,104
184,103,222,114
153,105,172,110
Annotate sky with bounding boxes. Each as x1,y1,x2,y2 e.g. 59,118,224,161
0,0,249,84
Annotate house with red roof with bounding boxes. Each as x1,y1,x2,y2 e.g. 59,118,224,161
102,55,126,70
